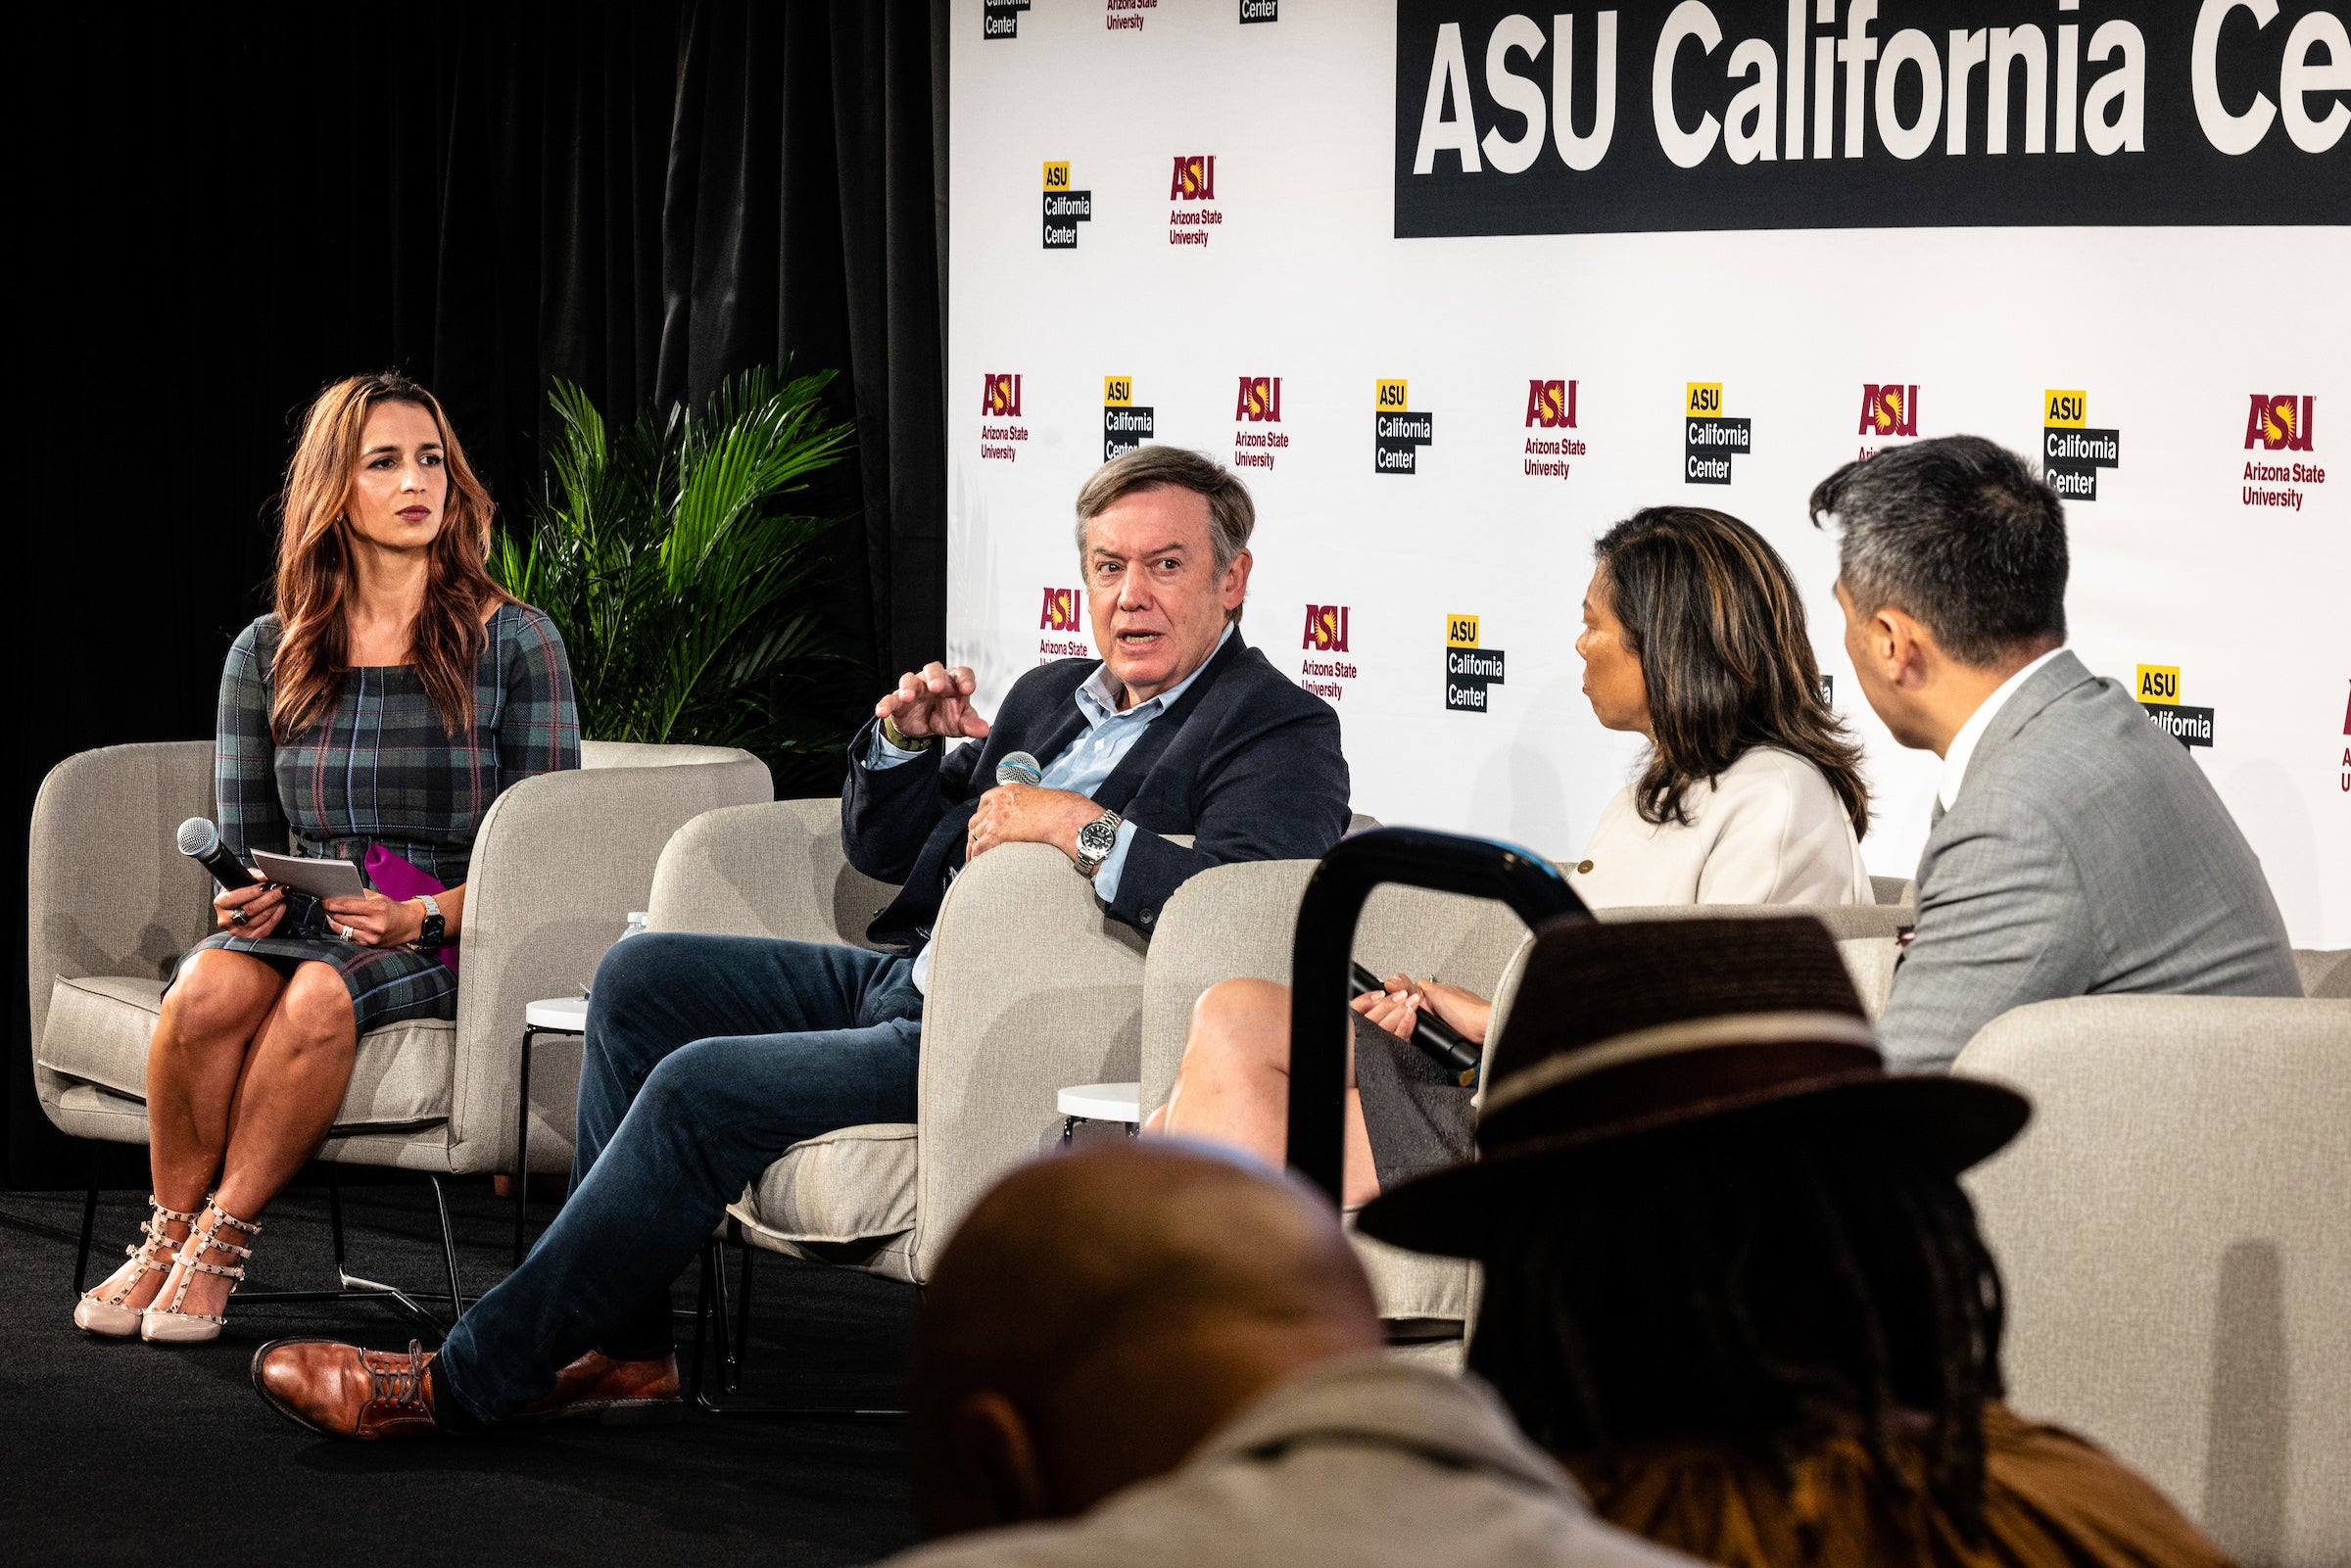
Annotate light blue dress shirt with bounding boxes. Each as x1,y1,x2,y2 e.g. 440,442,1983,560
867,625,1234,992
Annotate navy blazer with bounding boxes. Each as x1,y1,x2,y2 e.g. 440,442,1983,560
841,634,1351,948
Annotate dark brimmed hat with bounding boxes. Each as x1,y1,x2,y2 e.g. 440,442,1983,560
1356,915,2030,1259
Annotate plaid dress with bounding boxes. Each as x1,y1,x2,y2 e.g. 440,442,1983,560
184,603,580,1031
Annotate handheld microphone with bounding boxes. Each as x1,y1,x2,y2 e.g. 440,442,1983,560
176,818,254,894
1350,962,1483,1089
994,751,1043,786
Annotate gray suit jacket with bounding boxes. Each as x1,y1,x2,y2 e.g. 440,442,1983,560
1881,650,2300,1072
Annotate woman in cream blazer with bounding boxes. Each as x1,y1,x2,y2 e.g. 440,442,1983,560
1151,506,1872,1204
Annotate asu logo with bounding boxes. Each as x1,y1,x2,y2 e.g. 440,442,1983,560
1443,614,1506,712
1236,376,1283,422
1102,376,1156,461
1858,384,1918,438
1042,161,1093,250
1039,587,1082,633
2244,395,2316,453
980,373,1023,418
1170,156,1217,201
1374,380,1434,474
1524,379,1578,429
2135,663,2213,749
2042,390,2120,500
1684,382,1751,485
1302,604,1351,652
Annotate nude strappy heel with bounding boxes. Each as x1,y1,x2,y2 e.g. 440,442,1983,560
73,1196,200,1337
142,1200,262,1345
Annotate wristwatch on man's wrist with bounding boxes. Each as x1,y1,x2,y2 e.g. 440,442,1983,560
413,894,446,950
879,713,934,751
1074,811,1123,879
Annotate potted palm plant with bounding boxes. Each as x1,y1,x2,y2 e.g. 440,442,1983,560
491,367,859,763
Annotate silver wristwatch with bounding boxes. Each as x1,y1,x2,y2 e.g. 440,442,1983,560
1074,810,1123,879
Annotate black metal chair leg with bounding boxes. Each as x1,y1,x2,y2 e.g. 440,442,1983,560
72,1155,101,1296
685,1236,902,1419
512,1026,537,1264
429,1175,465,1321
731,1239,755,1386
327,1165,348,1268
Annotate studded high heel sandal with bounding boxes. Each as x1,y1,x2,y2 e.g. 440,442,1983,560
73,1197,201,1337
142,1200,262,1345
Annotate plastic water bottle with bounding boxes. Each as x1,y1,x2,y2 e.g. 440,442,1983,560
621,912,649,941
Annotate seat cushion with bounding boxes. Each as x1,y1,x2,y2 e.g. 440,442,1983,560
1347,1212,1476,1324
38,974,456,1130
735,1122,919,1247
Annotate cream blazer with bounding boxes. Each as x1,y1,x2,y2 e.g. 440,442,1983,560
1566,746,1872,908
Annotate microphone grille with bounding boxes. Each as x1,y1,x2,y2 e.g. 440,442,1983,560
994,751,1043,786
176,817,220,858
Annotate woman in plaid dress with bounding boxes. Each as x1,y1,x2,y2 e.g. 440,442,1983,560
73,374,578,1342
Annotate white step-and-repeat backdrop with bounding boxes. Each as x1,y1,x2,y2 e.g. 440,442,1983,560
948,0,2351,945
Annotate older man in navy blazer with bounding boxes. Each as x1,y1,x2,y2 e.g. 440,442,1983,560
254,446,1353,1441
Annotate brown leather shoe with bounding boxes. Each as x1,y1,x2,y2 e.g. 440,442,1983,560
513,1349,685,1425
251,1338,447,1441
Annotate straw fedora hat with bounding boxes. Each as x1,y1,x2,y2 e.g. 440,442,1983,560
1356,914,2031,1259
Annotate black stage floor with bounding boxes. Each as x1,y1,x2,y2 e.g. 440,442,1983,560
0,1179,921,1566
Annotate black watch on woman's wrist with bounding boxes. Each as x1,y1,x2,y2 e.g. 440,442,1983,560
413,893,446,949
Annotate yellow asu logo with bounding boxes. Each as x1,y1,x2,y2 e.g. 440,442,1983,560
1376,378,1410,411
1446,614,1479,647
1687,382,1723,416
1042,161,1071,192
2045,390,2087,427
1103,376,1132,407
2135,664,2180,702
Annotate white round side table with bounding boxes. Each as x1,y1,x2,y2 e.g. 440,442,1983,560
1057,1081,1142,1146
513,995,592,1261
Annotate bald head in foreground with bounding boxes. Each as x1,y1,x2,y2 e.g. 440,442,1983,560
888,1142,1695,1568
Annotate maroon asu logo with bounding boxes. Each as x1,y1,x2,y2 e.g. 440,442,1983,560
1170,155,1217,199
1858,383,1918,438
1302,603,1350,652
980,373,1023,417
2245,395,2316,452
1039,587,1082,633
1236,376,1283,422
1524,379,1577,429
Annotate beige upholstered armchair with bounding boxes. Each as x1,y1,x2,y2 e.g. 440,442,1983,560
27,738,772,1310
645,797,1158,1288
1956,993,2351,1568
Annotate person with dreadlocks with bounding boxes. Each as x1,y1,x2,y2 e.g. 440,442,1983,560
1358,916,2230,1568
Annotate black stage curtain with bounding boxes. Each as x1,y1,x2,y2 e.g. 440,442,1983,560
7,1,948,1187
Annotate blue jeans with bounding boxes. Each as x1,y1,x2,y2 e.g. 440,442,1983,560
432,932,922,1425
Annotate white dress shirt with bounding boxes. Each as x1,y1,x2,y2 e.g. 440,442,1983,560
1567,745,1873,908
1937,646,2066,813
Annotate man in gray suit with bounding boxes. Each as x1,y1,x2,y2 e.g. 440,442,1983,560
1812,436,2300,1072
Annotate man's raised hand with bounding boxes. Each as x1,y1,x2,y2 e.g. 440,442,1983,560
876,662,993,741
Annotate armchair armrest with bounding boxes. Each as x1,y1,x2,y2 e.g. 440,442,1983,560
26,741,217,1051
445,755,772,1174
908,842,1149,1279
647,798,900,947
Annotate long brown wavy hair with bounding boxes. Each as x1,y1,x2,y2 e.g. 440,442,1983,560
1596,507,1869,835
270,373,504,739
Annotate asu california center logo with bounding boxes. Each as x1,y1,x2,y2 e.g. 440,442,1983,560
1234,375,1287,471
1375,379,1435,474
1523,378,1584,481
1685,383,1751,485
2135,664,2214,750
1043,162,1093,250
2042,390,2121,500
1103,376,1156,461
2242,395,2325,513
1857,383,1919,460
1444,613,1506,713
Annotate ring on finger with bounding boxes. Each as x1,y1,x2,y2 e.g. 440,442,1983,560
339,923,356,940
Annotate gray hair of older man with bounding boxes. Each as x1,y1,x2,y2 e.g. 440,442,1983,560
1072,446,1256,624
1808,435,2068,668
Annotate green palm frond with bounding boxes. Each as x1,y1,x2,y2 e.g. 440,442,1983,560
490,368,857,749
